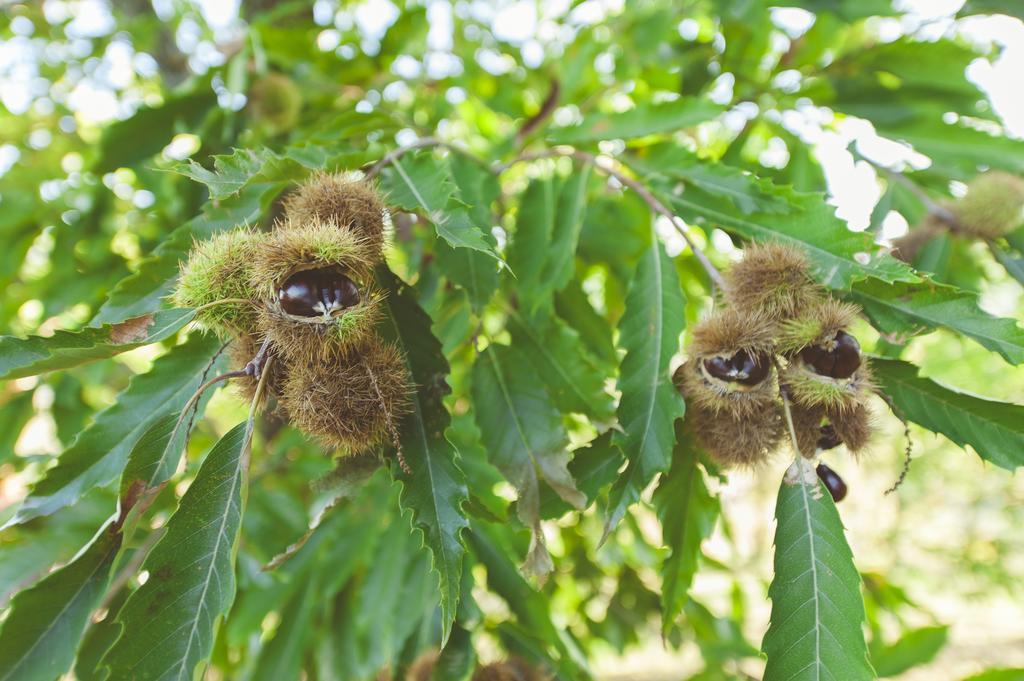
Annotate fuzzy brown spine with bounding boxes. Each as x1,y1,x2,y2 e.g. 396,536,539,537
283,174,387,257
684,397,786,468
674,360,778,420
257,288,385,364
782,358,876,414
280,338,412,454
689,306,777,357
723,242,821,320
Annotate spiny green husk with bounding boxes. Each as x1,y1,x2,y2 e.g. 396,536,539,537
250,216,379,302
674,359,778,419
783,359,876,413
953,170,1024,239
775,298,861,354
723,242,821,320
172,228,261,335
283,174,387,257
280,338,411,453
258,289,384,364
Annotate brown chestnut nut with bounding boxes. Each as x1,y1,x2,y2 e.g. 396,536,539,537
702,349,771,386
800,330,861,379
816,462,847,502
278,267,360,318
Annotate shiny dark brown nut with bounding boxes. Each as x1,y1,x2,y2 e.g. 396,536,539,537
278,267,360,317
800,330,861,379
816,462,848,502
702,349,771,386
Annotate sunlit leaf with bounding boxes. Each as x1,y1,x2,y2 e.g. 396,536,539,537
872,358,1024,471
604,239,686,538
472,344,584,576
101,422,249,680
0,309,196,381
762,464,874,680
852,279,1024,365
5,334,224,527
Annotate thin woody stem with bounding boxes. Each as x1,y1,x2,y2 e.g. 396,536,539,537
497,148,726,289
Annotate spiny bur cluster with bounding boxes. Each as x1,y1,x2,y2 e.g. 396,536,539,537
674,243,875,474
173,174,411,456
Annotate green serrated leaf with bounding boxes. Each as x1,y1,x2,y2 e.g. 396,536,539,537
549,98,723,143
101,421,249,681
0,521,122,681
5,334,224,527
506,309,615,421
633,144,796,215
762,465,874,681
604,240,686,537
0,309,196,381
472,345,585,575
664,188,919,289
654,426,719,638
541,164,592,295
872,358,1024,471
508,176,557,307
538,432,623,519
375,266,468,643
852,279,1024,365
381,154,499,258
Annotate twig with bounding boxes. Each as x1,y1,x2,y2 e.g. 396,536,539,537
172,369,248,437
364,137,444,179
881,168,958,225
363,137,491,180
496,148,726,288
876,389,913,494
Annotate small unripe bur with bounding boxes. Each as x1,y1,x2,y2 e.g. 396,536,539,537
248,72,302,135
953,170,1024,239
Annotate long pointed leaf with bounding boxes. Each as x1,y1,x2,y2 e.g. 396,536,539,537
6,334,224,527
375,266,468,643
0,309,196,381
604,240,686,537
873,358,1024,471
100,422,249,681
762,463,874,680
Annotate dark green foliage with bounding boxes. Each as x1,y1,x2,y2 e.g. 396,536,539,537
2,2,1023,679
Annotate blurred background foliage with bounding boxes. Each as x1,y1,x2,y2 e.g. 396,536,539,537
1,0,1024,679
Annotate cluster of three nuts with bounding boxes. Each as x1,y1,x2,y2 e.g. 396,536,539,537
675,243,874,471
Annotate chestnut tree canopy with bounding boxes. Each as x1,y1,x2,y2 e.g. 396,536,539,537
1,1,1024,679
